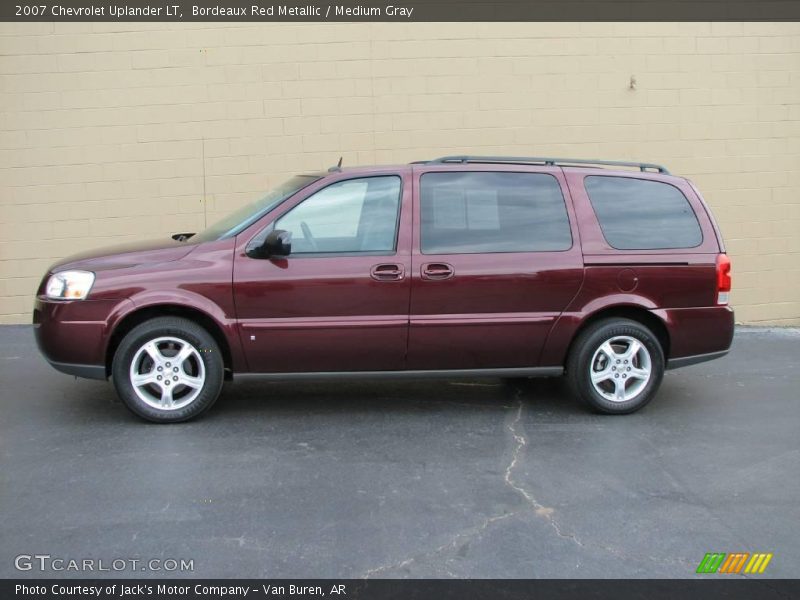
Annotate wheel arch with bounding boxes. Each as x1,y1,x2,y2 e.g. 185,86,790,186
564,305,671,367
105,304,234,380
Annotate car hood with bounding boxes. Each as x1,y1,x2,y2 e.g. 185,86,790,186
49,238,196,273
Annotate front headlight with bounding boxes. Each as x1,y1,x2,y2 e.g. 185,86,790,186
45,270,96,300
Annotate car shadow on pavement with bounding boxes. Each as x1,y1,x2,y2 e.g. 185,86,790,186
209,376,585,421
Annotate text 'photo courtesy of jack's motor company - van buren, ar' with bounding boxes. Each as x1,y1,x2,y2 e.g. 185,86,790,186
15,583,347,597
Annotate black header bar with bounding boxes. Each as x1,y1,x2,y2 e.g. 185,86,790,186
3,0,800,22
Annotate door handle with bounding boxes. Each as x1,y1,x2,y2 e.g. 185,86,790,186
421,262,455,281
370,263,405,281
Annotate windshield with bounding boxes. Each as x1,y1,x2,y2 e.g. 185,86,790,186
190,175,320,243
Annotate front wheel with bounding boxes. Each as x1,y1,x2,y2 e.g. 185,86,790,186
112,317,224,423
566,318,665,414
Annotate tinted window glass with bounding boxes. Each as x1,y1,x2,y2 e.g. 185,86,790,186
420,172,572,254
585,176,703,250
275,176,401,254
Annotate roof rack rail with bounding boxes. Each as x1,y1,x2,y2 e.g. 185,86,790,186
427,155,670,174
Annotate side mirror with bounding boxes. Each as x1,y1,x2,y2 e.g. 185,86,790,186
262,229,292,257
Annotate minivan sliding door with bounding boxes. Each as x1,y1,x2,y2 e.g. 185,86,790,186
407,167,584,370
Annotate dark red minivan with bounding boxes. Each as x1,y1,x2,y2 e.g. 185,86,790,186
34,156,734,422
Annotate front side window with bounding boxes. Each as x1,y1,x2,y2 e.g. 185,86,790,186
585,176,703,250
420,171,572,254
275,176,401,254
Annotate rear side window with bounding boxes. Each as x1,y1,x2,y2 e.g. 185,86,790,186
420,172,572,254
585,176,703,250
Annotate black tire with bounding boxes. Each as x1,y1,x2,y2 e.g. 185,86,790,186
566,318,665,414
111,316,224,423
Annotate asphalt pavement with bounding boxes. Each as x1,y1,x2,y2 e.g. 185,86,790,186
1,325,798,578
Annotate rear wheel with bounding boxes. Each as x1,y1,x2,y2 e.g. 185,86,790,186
112,317,224,423
566,318,664,414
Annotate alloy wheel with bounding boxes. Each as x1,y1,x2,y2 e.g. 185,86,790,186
589,335,652,402
129,336,206,410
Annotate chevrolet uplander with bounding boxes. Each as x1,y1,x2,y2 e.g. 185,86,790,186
34,156,734,422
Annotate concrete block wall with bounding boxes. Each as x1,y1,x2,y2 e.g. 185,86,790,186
1,22,799,324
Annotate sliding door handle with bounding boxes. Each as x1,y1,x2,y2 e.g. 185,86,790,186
421,262,455,281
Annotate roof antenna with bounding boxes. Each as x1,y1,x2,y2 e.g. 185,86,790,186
328,156,343,172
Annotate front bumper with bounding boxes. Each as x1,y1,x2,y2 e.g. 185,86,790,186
33,296,132,380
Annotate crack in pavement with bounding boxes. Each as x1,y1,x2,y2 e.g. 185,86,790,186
504,395,695,572
362,509,522,578
503,396,584,548
362,394,697,578
362,396,581,578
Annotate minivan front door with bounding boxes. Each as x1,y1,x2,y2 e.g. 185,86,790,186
233,172,412,373
407,167,584,370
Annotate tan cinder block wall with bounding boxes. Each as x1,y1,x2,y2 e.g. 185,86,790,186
1,22,799,325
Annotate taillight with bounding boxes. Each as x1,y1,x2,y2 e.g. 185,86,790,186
716,253,731,305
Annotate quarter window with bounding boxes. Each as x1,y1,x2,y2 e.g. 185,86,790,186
585,176,703,250
420,172,572,254
275,176,401,254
